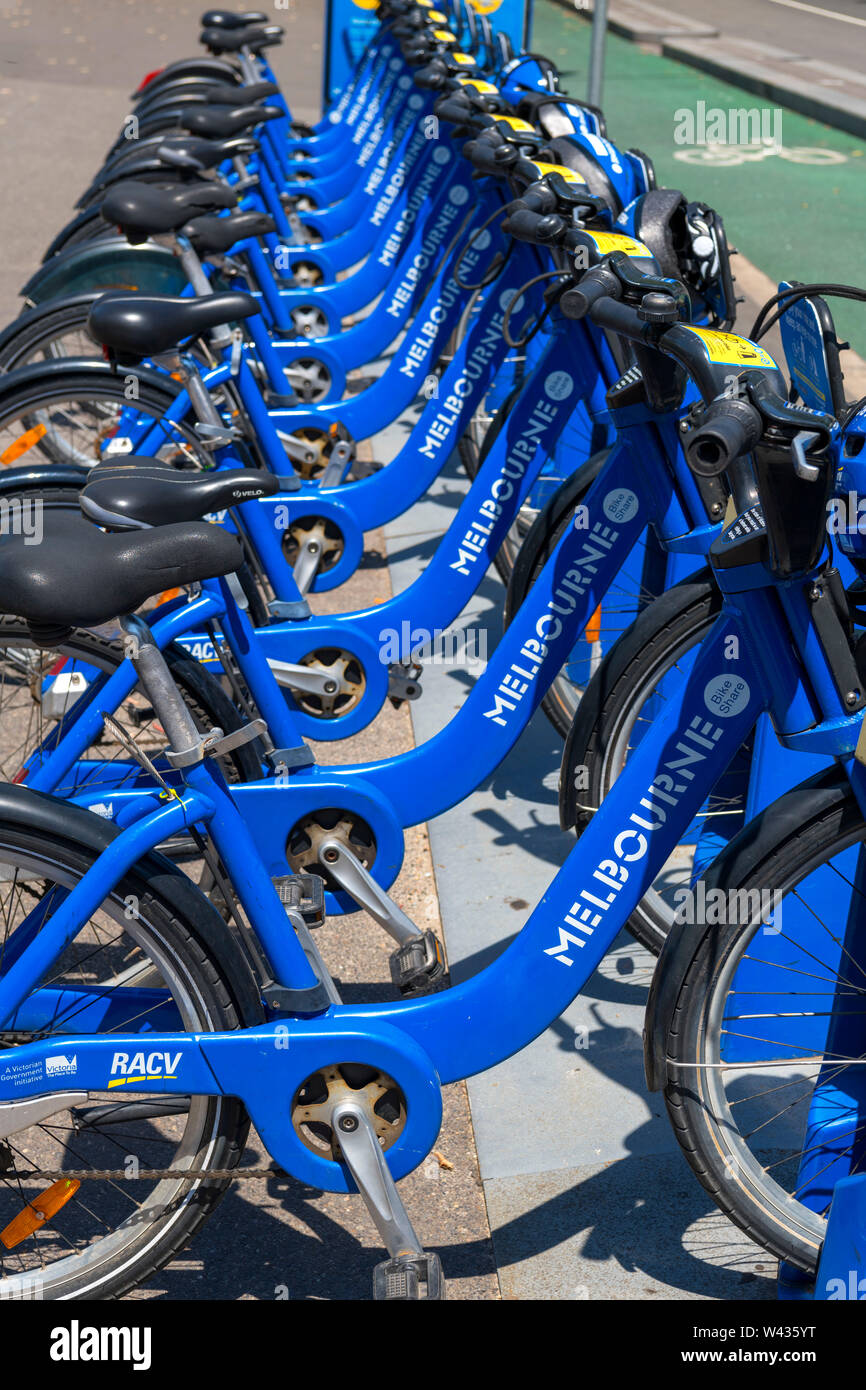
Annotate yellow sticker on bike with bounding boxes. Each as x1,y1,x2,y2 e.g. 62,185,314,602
494,115,536,133
528,161,587,185
432,27,458,41
456,77,499,94
451,52,477,64
683,327,778,369
428,9,448,19
583,231,653,258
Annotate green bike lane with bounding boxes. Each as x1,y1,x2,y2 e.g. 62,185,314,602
534,0,866,358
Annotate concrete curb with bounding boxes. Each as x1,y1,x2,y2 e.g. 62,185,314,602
661,38,866,144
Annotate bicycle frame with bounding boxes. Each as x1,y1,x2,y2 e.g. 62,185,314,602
3,509,862,1197
44,393,715,921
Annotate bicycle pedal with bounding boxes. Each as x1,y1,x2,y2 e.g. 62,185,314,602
389,930,448,997
373,1253,445,1301
274,872,326,927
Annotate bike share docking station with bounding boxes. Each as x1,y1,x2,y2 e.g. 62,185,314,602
323,0,534,105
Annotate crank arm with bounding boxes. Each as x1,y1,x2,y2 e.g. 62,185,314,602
268,659,337,697
316,838,421,947
275,430,320,468
319,441,354,488
292,538,324,596
332,1100,423,1259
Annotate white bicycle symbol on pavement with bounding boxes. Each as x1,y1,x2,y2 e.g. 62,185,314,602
673,144,848,166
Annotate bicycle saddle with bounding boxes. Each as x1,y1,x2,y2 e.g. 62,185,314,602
200,9,268,28
81,459,280,529
0,513,243,639
201,25,283,55
181,103,283,140
182,209,276,254
157,134,259,172
101,179,237,243
201,80,280,104
88,289,258,360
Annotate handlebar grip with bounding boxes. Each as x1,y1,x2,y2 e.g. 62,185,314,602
684,397,762,477
462,136,516,175
501,204,566,245
435,94,477,125
559,266,622,320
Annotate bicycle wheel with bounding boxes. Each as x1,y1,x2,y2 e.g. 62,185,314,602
661,769,866,1274
0,809,258,1299
559,572,753,953
0,617,262,795
0,298,102,373
0,365,197,471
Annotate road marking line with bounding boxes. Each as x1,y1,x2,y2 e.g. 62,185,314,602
763,0,866,28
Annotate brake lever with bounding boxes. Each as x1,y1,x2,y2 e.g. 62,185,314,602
746,374,837,452
791,430,823,482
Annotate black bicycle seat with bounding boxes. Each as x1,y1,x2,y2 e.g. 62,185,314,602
201,9,268,28
202,80,279,104
101,179,238,244
201,24,283,54
88,289,259,360
181,103,282,140
182,209,275,254
157,134,259,172
0,513,243,638
81,459,280,529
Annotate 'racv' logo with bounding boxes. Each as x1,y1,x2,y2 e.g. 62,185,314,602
449,185,470,206
109,1051,181,1087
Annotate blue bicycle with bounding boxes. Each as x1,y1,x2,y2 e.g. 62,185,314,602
0,265,857,1296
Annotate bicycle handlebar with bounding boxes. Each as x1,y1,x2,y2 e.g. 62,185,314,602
563,260,837,479
501,205,567,245
684,397,763,476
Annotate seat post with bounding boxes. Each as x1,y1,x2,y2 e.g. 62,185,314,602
173,234,215,298
237,45,262,86
181,356,233,431
120,613,203,765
